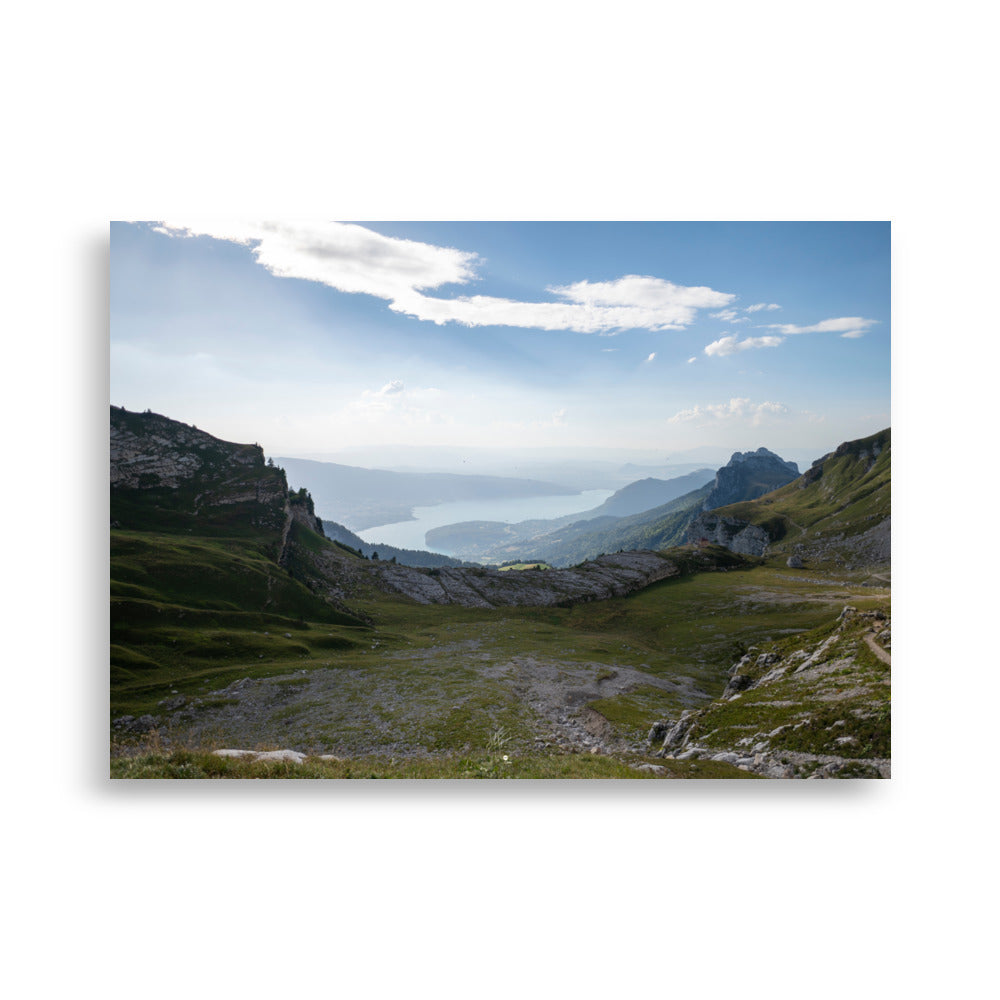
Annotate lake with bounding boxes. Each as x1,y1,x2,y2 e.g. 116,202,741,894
356,489,614,553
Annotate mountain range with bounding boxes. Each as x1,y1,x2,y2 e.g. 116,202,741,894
275,455,576,531
426,447,806,567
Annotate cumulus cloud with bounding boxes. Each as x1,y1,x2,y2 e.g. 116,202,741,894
154,222,733,335
668,397,790,426
765,316,878,338
704,334,784,357
377,379,405,395
644,352,657,363
745,302,782,313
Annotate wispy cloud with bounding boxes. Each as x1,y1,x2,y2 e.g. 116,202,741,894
704,334,784,357
153,221,734,335
349,382,447,423
745,302,782,313
765,316,878,338
687,356,697,364
644,352,657,363
668,397,790,426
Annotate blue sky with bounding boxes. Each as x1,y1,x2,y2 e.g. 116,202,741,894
110,221,889,467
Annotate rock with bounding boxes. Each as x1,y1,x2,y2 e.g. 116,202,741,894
787,555,804,568
647,720,672,745
660,712,697,750
722,674,754,699
685,513,772,556
112,713,159,734
701,448,799,511
254,750,306,763
212,748,307,764
633,763,666,775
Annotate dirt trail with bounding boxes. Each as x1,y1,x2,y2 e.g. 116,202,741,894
864,632,891,665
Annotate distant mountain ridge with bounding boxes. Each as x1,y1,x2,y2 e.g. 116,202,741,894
428,449,801,567
421,469,715,563
320,519,472,569
586,469,715,519
276,455,577,531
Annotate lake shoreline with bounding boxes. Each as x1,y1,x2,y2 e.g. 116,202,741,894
354,489,614,553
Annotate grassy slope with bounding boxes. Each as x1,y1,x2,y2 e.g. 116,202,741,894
673,607,891,776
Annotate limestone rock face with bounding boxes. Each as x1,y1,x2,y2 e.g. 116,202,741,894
371,550,682,609
685,513,772,556
111,408,265,489
702,447,799,511
110,406,289,536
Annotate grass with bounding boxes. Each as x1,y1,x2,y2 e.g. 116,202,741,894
111,552,889,761
110,748,763,779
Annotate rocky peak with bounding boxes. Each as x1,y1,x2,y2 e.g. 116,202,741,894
702,447,800,511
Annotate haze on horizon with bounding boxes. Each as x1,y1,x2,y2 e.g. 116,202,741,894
110,221,889,476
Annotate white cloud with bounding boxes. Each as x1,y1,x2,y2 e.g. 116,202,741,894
377,379,404,395
745,302,782,313
668,397,790,426
155,221,479,300
704,334,784,357
765,316,878,338
711,308,740,321
687,356,697,363
154,222,733,335
644,352,657,363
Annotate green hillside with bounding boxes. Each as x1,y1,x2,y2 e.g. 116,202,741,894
703,428,890,569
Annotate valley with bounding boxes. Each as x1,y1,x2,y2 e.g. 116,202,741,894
110,406,891,779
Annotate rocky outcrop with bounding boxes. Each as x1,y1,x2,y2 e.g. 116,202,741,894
110,406,289,537
702,447,799,511
370,550,683,608
685,513,772,556
789,516,891,570
647,606,892,778
111,407,265,488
